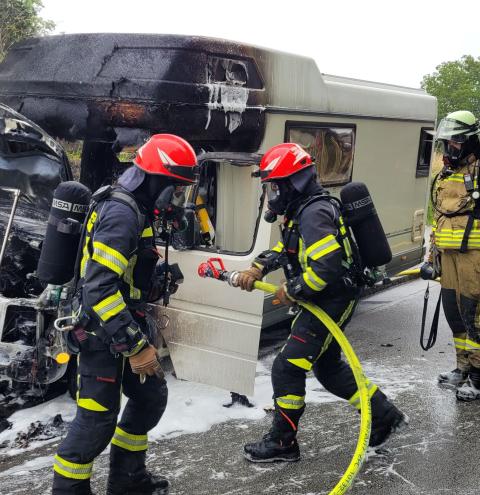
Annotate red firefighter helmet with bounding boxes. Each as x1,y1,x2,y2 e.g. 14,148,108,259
134,134,198,184
258,143,313,182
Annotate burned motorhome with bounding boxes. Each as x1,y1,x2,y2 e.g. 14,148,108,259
0,33,437,397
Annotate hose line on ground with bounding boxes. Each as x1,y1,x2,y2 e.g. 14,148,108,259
254,280,371,495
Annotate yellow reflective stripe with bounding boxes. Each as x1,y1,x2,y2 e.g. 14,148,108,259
276,394,305,410
435,241,480,249
86,211,97,233
141,226,154,238
272,241,284,253
303,266,327,291
92,241,128,276
299,238,307,271
93,291,126,321
337,300,356,328
80,235,90,278
442,174,477,186
435,231,480,237
343,238,352,258
314,333,333,361
291,309,303,328
434,228,480,249
53,455,93,480
444,177,466,183
123,338,147,357
305,234,337,256
123,255,142,300
338,216,353,262
252,261,264,270
464,339,480,351
454,336,468,350
349,379,378,410
435,227,480,234
310,240,341,260
308,287,355,363
287,358,313,371
111,426,148,452
77,398,109,412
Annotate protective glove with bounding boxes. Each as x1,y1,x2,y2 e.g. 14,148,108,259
237,266,263,292
129,344,164,379
275,282,295,306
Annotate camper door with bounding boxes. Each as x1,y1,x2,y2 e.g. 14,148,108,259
156,153,268,396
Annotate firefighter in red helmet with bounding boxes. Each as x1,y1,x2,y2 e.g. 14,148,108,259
239,143,408,463
52,134,199,495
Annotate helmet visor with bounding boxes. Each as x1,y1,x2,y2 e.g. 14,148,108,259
436,118,475,143
164,164,200,184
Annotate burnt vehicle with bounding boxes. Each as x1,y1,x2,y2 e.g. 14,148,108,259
0,103,74,418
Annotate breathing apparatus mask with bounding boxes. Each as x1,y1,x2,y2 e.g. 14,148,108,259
265,181,294,219
263,167,317,223
154,184,194,233
436,115,480,168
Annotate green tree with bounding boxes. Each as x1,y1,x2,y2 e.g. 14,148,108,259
421,55,480,120
0,0,54,62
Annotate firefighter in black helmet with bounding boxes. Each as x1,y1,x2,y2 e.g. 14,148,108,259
238,143,408,463
424,111,480,401
52,135,199,495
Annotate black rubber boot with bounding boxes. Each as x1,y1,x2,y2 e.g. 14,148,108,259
107,446,169,495
52,473,95,495
243,433,300,463
369,394,409,447
107,471,169,495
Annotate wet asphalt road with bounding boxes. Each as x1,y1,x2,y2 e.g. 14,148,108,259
1,278,479,495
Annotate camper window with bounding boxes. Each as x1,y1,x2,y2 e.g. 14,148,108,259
286,123,355,187
191,160,263,254
416,128,434,178
171,155,264,254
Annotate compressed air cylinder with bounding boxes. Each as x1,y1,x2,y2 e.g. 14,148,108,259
37,181,92,284
195,193,215,244
340,182,392,268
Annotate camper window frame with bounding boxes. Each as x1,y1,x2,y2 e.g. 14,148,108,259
284,121,356,187
415,127,434,178
167,152,266,256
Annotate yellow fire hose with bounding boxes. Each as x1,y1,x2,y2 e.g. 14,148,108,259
254,280,371,495
395,268,421,277
395,267,440,282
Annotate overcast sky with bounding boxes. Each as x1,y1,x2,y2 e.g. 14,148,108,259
41,0,479,88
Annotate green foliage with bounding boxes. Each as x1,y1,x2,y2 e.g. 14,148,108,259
421,55,480,121
0,0,55,62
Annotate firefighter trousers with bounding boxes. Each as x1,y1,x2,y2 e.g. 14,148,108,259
52,338,168,495
440,249,480,372
270,293,393,439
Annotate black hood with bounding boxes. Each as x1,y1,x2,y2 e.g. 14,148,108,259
285,180,326,217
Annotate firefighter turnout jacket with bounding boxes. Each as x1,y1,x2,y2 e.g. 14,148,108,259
253,186,353,301
78,187,158,355
433,155,480,251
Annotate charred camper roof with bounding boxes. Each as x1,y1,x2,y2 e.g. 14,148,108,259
0,33,436,151
0,34,267,150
